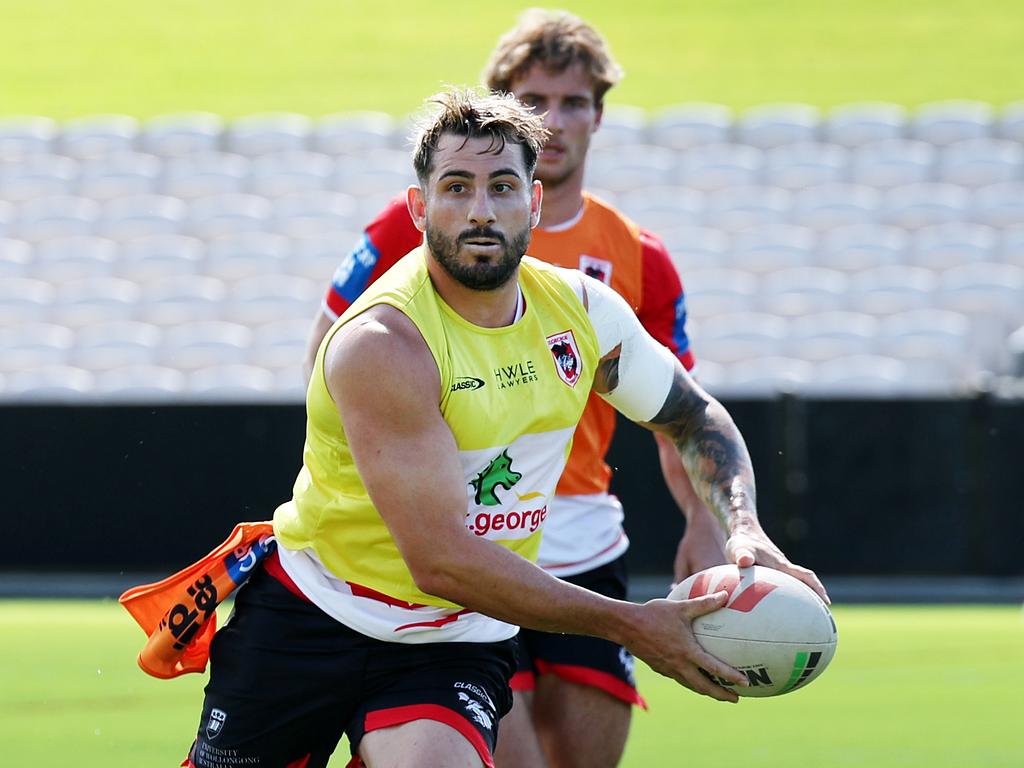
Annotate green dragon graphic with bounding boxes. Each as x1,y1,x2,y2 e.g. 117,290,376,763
470,450,522,506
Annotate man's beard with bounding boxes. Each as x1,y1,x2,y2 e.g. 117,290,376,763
426,224,532,291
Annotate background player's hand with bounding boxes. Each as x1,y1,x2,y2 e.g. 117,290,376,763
726,517,830,604
622,592,747,703
671,510,728,589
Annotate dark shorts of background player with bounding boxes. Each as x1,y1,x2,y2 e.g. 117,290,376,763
510,554,647,709
184,562,516,768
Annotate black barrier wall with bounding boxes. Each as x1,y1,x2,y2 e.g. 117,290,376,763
2,397,1020,577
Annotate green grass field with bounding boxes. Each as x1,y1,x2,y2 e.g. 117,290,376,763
1,600,1020,767
1,1,1021,117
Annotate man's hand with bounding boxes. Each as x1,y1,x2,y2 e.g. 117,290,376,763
727,515,830,604
621,591,747,703
672,507,729,589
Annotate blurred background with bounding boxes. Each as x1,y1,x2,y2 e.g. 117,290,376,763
1,0,1023,600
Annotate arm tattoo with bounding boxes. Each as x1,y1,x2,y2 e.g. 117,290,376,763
649,367,757,528
593,344,621,395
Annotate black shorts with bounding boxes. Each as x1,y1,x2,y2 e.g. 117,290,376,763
185,564,516,768
511,555,646,708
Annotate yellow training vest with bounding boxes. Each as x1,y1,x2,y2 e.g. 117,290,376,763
274,249,600,610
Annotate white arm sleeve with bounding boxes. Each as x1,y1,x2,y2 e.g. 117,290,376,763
577,271,678,423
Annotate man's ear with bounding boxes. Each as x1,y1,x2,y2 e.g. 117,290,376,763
530,179,543,229
406,185,427,232
593,102,604,133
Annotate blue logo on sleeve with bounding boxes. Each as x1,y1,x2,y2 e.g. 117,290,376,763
332,233,381,303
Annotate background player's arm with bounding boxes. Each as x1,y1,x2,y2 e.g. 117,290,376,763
326,303,747,702
302,311,335,382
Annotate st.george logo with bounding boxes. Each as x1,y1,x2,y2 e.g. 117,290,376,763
470,450,522,506
547,330,582,388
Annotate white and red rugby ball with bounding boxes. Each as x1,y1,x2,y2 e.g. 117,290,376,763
668,564,837,697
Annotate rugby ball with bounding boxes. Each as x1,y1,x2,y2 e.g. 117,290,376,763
668,564,837,697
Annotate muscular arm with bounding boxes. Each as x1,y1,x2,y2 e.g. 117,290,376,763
326,304,746,701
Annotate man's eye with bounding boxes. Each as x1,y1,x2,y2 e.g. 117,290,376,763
448,183,465,193
494,182,512,193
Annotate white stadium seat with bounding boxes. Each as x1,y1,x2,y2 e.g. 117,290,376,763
721,356,816,396
290,230,363,282
246,151,334,197
790,183,880,230
0,154,79,203
674,143,763,192
586,145,676,194
969,183,1024,229
93,364,187,400
158,320,253,371
910,100,994,146
762,142,849,190
786,311,879,362
648,103,733,150
187,364,278,400
0,238,32,278
72,321,162,371
659,226,731,273
273,366,308,400
224,274,320,325
695,312,789,365
205,231,292,281
589,105,648,150
822,102,908,148
270,191,358,238
703,185,791,231
2,365,94,400
249,318,312,371
186,193,272,239
51,276,140,327
0,200,13,238
138,275,227,326
997,101,1024,144
32,235,118,282
0,323,74,373
76,152,162,200
0,116,58,160
817,224,908,272
850,139,936,189
847,265,938,315
97,194,187,241
161,152,250,200
225,112,312,157
14,195,101,241
758,267,848,317
669,267,758,318
140,112,224,157
881,183,970,230
937,138,1024,187
908,222,998,270
728,224,815,273
0,277,55,324
58,114,139,159
1001,225,1024,268
804,355,909,397
615,186,703,231
936,262,1024,323
878,309,974,375
117,234,204,282
735,103,821,149
312,111,399,155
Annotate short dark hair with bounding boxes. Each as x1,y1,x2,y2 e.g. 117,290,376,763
482,8,624,106
412,88,550,185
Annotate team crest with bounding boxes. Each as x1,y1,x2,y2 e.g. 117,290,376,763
547,330,582,388
205,708,227,740
579,255,613,285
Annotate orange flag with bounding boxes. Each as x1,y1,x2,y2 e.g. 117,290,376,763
119,521,275,679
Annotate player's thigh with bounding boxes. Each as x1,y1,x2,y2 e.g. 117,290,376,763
360,719,484,768
533,676,631,768
493,690,547,768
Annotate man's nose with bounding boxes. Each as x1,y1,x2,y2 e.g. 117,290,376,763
468,188,496,225
543,106,563,132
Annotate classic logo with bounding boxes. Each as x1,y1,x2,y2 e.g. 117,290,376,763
547,330,582,387
579,254,613,285
451,376,485,392
470,450,522,506
205,708,227,740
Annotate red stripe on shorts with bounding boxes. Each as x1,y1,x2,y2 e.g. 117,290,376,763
363,703,495,768
510,670,535,692
534,660,648,710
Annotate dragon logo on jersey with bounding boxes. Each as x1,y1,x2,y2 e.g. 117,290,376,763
470,450,522,506
547,330,582,387
457,692,494,730
579,254,613,285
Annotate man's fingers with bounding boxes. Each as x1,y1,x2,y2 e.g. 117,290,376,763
732,547,755,567
682,589,730,618
785,564,831,605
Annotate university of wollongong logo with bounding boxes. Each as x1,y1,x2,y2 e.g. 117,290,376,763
546,330,582,387
469,450,522,506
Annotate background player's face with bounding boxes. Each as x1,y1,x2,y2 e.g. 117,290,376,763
417,133,541,291
511,62,603,189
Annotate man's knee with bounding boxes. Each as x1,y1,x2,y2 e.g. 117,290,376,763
359,719,485,768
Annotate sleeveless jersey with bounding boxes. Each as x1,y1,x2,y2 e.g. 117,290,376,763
322,192,695,576
275,250,600,642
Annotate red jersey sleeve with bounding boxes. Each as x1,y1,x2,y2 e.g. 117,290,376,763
636,229,696,371
321,194,424,320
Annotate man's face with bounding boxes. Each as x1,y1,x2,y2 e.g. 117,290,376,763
411,133,542,291
510,62,602,188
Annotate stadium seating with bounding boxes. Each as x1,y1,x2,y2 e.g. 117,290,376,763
2,101,1022,401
